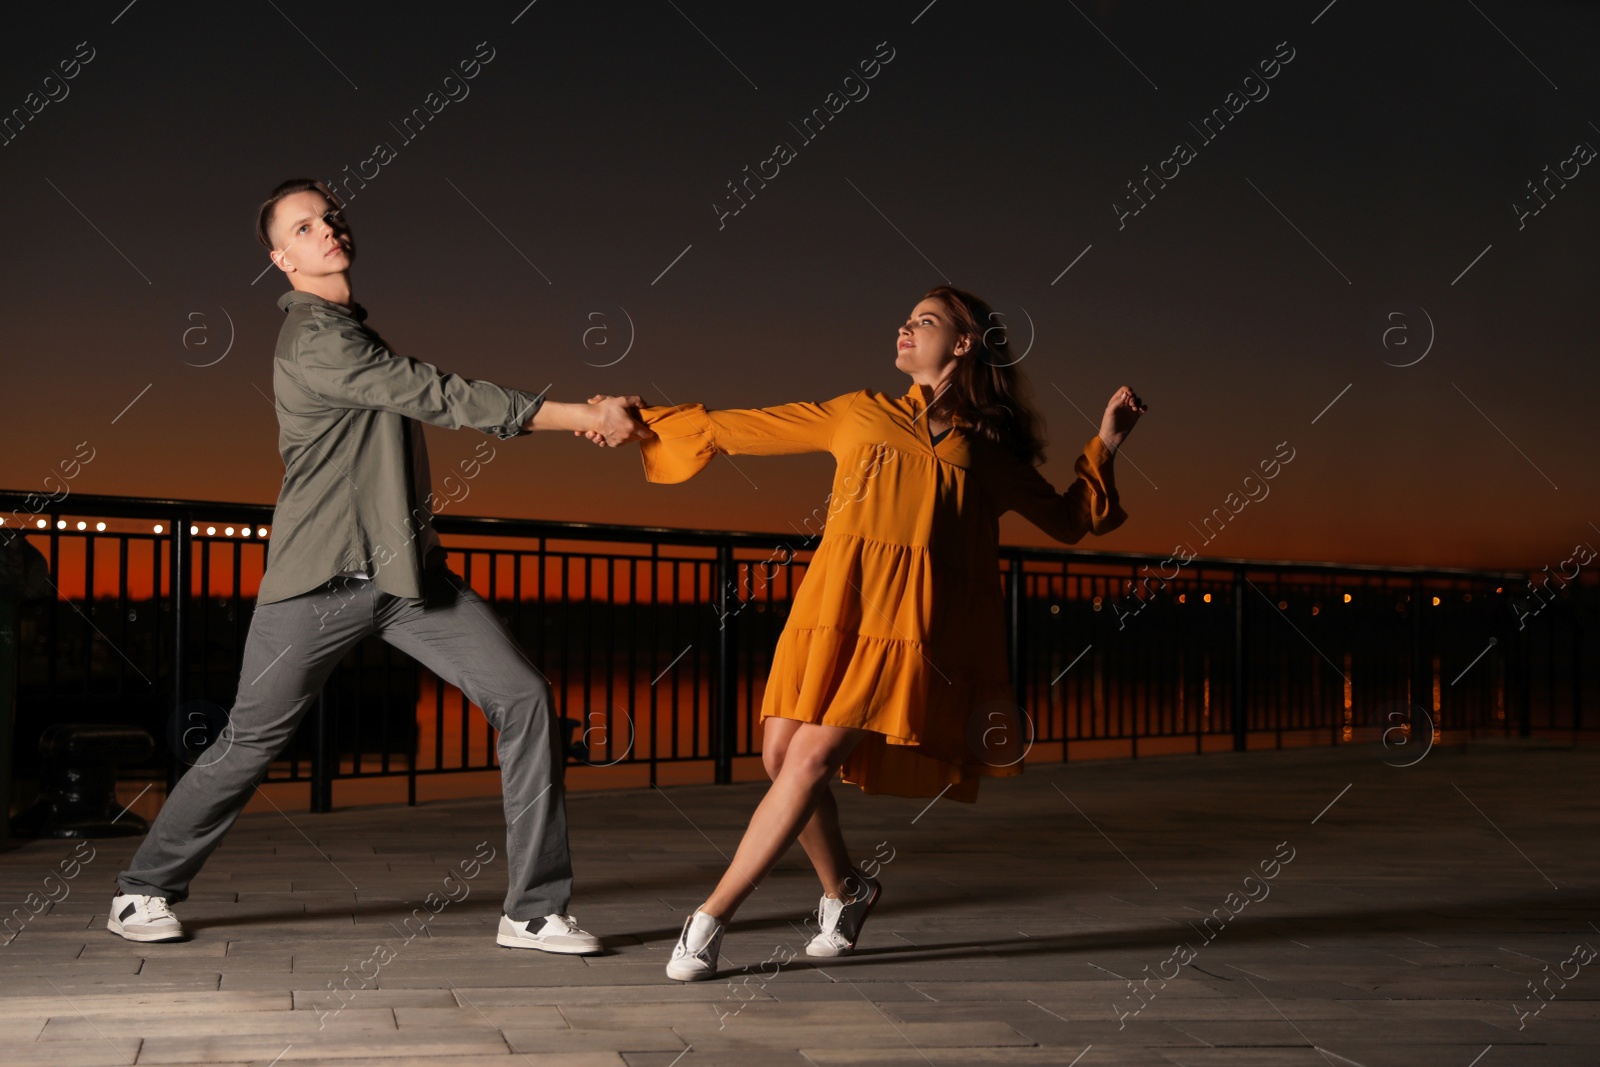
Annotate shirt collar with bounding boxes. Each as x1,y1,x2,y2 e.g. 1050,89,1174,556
277,289,368,322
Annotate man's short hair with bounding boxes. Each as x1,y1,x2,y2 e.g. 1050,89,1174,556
255,178,343,251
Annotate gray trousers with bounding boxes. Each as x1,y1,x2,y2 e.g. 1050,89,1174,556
118,566,572,920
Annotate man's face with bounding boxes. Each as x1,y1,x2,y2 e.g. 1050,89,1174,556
269,190,354,277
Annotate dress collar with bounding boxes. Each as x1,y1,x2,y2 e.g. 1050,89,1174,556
903,384,969,429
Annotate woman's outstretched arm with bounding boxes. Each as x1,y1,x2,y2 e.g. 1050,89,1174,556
618,392,865,483
992,386,1145,544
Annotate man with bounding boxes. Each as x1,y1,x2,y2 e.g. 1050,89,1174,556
109,178,649,953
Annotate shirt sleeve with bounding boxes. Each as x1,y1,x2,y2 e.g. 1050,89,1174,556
291,315,543,440
990,434,1128,544
636,392,862,483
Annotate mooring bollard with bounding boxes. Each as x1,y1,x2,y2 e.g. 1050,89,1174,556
11,724,156,838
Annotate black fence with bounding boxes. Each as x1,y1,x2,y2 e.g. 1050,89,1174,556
2,491,1593,814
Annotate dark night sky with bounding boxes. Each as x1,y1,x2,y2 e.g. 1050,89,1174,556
2,1,1596,571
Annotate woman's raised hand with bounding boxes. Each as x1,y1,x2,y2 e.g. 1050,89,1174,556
1098,386,1146,455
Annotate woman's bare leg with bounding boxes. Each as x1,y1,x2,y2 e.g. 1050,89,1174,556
702,721,864,922
762,717,854,899
803,788,855,897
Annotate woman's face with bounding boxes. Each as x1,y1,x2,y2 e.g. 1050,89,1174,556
894,298,969,384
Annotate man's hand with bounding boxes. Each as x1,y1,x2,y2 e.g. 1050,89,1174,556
524,396,654,445
588,394,653,447
1098,385,1146,455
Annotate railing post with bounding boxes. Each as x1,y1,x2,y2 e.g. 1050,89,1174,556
1232,569,1247,752
0,585,16,844
311,689,333,813
1574,618,1584,735
1411,578,1427,727
713,544,738,785
170,512,191,793
1006,550,1024,699
1516,627,1533,738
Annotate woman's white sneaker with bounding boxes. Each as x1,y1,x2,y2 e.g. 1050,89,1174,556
806,869,880,957
107,892,185,942
665,909,725,982
496,913,602,954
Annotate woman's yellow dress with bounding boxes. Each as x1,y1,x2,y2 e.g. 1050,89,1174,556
638,388,1127,801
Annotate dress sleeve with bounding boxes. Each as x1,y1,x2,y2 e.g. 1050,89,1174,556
991,434,1128,544
637,392,862,483
291,315,542,440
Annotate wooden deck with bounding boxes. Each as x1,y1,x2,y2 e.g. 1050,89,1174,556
1,740,1595,1065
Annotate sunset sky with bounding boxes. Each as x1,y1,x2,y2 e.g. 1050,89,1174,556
2,1,1595,572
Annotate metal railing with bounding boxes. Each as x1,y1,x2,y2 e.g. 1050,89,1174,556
2,490,1592,813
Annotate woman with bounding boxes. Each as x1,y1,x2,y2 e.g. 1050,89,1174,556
590,286,1145,981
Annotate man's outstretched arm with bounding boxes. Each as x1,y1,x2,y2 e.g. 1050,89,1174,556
289,313,648,444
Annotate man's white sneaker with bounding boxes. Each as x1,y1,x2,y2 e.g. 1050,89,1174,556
496,913,602,954
107,892,185,942
806,869,880,957
665,909,725,982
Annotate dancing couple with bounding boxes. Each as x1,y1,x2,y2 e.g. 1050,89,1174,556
110,179,1145,983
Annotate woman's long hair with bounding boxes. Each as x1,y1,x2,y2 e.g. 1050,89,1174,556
922,285,1047,467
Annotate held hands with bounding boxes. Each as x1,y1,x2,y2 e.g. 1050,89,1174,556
1098,385,1146,455
577,394,654,447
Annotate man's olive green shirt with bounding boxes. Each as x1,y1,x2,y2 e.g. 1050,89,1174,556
257,290,543,606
